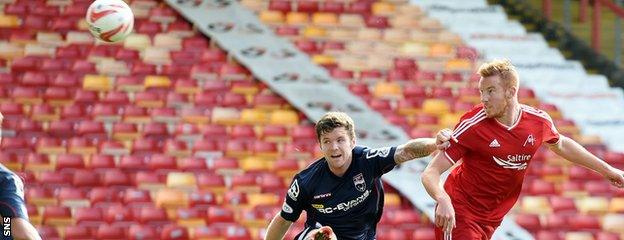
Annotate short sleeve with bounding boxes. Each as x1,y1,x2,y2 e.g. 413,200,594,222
280,176,306,222
542,113,560,144
444,141,468,165
364,146,397,177
444,105,483,164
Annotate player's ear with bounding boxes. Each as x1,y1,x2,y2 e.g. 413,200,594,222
506,86,516,99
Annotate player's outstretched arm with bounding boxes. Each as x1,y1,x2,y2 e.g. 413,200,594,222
394,129,452,164
548,135,624,188
422,152,456,233
265,213,293,240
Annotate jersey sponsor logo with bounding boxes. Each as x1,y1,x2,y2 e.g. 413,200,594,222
492,155,529,170
315,190,371,214
282,202,293,214
489,139,500,148
313,192,332,199
288,179,300,201
366,147,391,159
353,173,366,192
311,204,324,209
524,134,535,146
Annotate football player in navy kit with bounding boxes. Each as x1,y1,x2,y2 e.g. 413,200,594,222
0,113,42,240
265,112,450,240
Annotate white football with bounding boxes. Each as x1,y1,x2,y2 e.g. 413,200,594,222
86,0,134,42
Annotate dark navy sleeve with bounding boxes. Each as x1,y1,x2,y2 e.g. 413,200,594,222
363,146,397,177
280,175,306,222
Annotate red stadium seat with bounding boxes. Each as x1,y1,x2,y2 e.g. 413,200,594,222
63,226,94,239
89,187,121,207
56,154,85,171
127,224,158,239
96,225,126,239
43,206,72,226
102,170,132,187
73,170,101,187
138,207,168,225
412,228,435,240
74,207,104,226
178,157,209,172
514,213,541,232
160,224,189,240
123,189,153,207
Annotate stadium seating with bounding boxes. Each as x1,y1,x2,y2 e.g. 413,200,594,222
0,0,621,239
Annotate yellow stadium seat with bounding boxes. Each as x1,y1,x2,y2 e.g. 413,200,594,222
609,198,624,213
312,54,335,66
385,193,401,207
240,157,271,172
328,28,356,41
36,32,64,46
0,42,23,60
231,83,260,96
143,47,171,65
400,42,430,56
440,113,462,129
390,15,418,29
303,26,327,38
259,10,284,24
0,14,20,28
240,108,269,125
166,172,197,190
155,188,188,209
367,55,393,70
286,12,309,25
372,2,396,16
337,55,368,71
357,28,381,41
420,17,444,31
339,14,364,28
577,197,609,215
445,59,473,72
124,34,152,50
373,81,402,99
269,110,299,126
144,75,172,89
240,0,266,11
429,43,453,58
83,75,111,91
24,44,55,57
564,232,594,240
602,214,624,234
521,196,552,214
212,107,241,125
397,4,424,16
312,13,338,26
97,59,130,76
154,33,182,51
247,193,279,207
66,31,94,45
422,99,451,116
384,29,410,43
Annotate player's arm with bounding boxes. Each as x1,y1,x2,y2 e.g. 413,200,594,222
265,213,293,240
394,129,452,164
548,135,624,188
421,152,457,232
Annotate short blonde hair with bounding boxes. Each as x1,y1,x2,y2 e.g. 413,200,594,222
315,112,355,142
478,59,519,90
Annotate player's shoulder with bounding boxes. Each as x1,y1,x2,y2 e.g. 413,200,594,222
520,104,554,124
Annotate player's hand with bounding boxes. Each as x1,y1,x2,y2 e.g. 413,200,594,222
304,226,337,240
435,195,456,234
436,128,453,150
604,167,624,188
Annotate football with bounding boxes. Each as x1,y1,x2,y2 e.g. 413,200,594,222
85,0,134,42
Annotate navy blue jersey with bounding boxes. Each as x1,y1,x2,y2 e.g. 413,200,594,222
280,146,397,240
0,164,28,220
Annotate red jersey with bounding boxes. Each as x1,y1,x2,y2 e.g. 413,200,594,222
443,104,560,224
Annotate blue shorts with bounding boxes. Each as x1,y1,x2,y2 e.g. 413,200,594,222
0,171,28,220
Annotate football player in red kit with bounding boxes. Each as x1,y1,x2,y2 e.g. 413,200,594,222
422,59,624,240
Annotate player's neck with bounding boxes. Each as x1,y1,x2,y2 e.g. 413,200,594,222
495,101,521,127
329,165,349,177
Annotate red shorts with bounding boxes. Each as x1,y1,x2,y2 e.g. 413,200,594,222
434,214,498,240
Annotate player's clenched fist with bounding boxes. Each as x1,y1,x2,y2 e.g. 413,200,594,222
604,167,624,188
305,226,337,240
435,194,456,234
436,128,453,150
